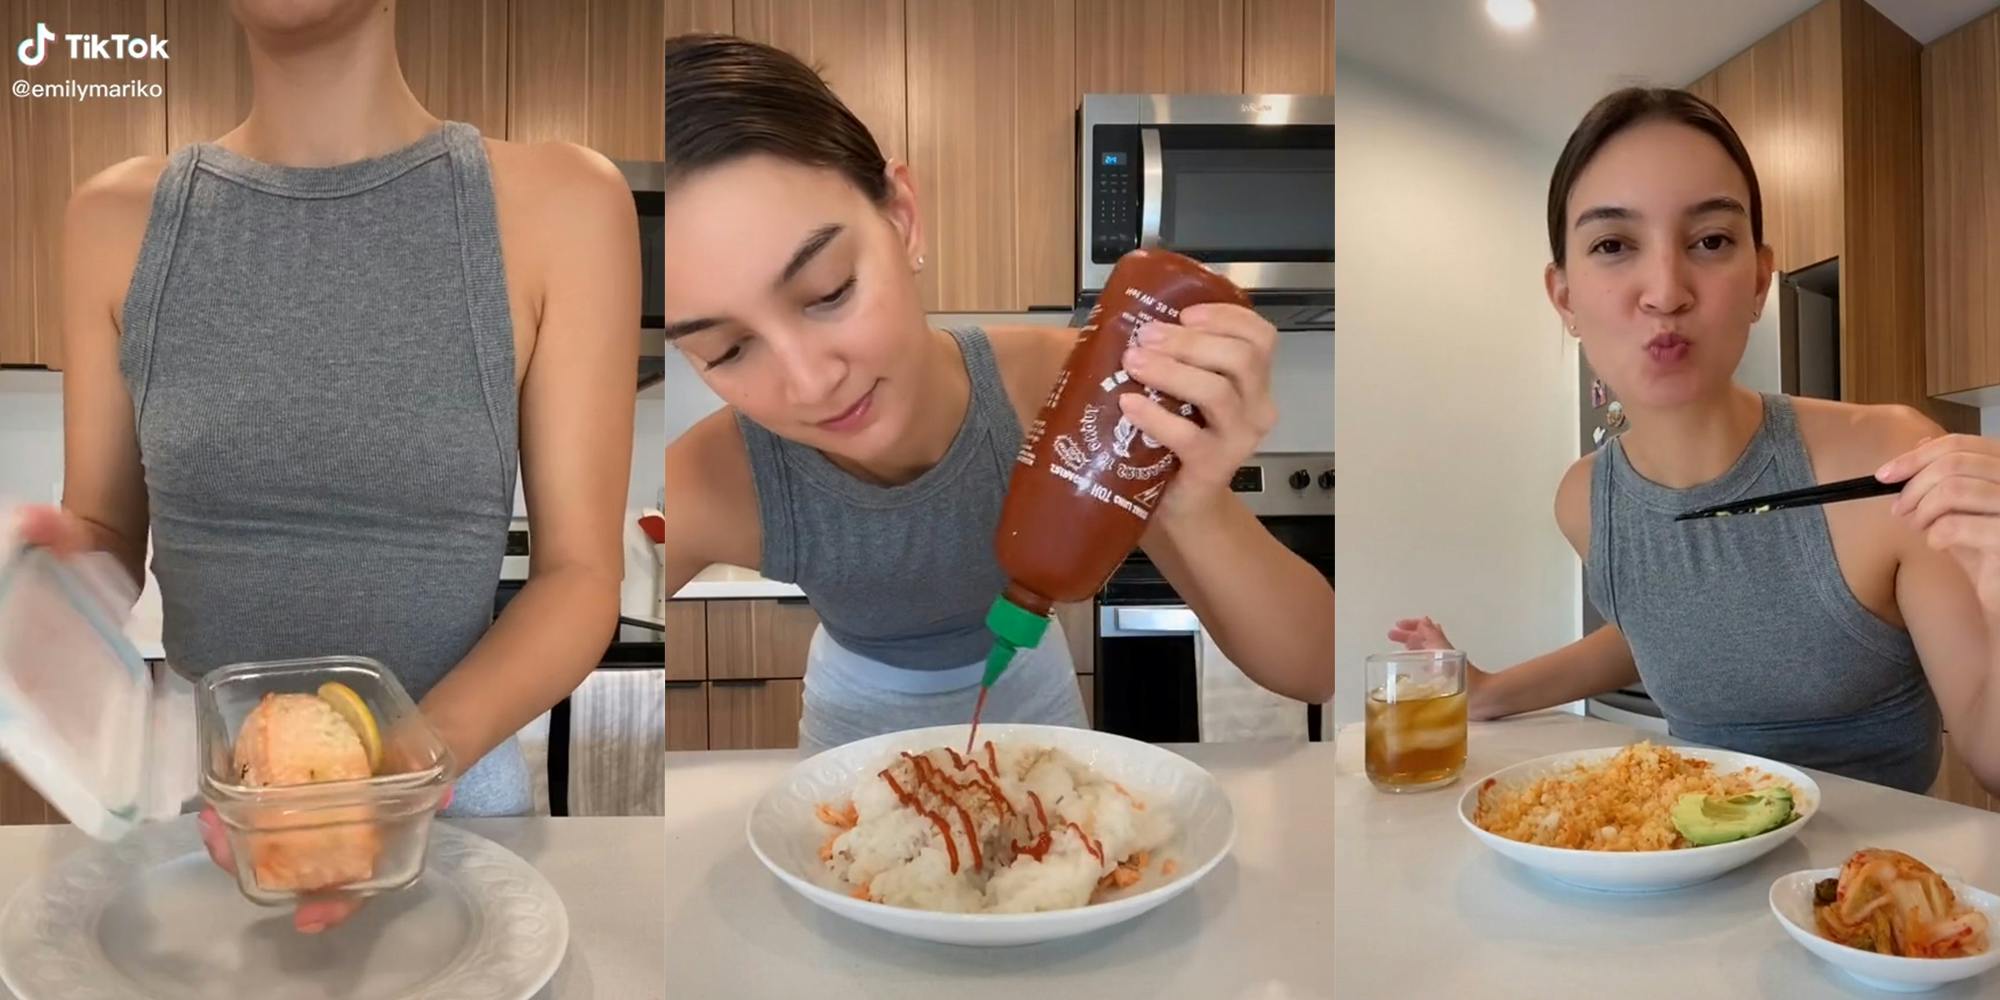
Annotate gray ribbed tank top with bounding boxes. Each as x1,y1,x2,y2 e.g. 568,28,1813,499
120,122,516,702
738,327,1017,670
1586,393,1940,791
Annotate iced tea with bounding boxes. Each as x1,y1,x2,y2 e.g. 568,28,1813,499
1364,651,1467,792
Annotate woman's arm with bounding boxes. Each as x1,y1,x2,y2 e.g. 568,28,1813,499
30,159,164,579
1119,303,1335,703
658,410,765,596
1881,432,2000,792
416,146,637,773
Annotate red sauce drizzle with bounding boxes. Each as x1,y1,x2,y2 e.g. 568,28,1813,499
985,741,999,776
1005,790,1103,865
880,770,959,873
900,753,984,872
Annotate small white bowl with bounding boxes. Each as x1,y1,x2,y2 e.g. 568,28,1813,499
1770,868,2000,992
1458,745,1820,893
746,723,1235,947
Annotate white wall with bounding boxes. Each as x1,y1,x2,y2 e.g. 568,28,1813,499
1332,64,1581,726
0,371,64,505
1985,406,1999,437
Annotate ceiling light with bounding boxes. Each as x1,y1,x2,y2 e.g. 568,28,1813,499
1486,0,1537,31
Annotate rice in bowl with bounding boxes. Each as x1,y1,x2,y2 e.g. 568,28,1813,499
1473,741,1798,851
817,741,1177,913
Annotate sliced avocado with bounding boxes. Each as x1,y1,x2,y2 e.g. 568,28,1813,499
1670,787,1794,846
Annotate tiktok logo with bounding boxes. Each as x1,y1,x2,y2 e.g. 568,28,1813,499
17,22,55,67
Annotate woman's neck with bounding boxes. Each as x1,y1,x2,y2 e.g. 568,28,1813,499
222,7,437,167
1616,384,1767,489
833,328,971,487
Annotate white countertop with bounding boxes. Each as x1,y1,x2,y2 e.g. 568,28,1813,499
1333,711,2000,999
0,817,661,999
668,564,802,601
663,742,1333,1000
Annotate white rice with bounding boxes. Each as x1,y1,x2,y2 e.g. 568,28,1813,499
821,742,1175,913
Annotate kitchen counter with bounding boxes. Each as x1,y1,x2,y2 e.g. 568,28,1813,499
662,742,1333,1000
0,817,661,1000
668,563,802,600
1333,711,2000,999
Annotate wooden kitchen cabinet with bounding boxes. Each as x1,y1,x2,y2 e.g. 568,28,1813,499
733,0,908,163
0,763,55,826
1,0,167,371
510,0,664,158
708,679,805,750
1921,6,2000,399
667,0,736,35
1243,0,1333,94
664,600,708,682
395,0,511,139
905,0,1077,312
1076,0,1246,94
163,0,251,149
665,682,710,752
1685,0,1975,431
1688,0,1842,275
705,599,818,680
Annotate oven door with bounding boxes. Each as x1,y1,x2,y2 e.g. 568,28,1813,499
1095,603,1202,745
1081,94,1334,295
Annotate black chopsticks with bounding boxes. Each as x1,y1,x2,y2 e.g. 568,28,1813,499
1674,475,1905,522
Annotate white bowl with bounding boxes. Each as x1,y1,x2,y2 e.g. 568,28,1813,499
1457,744,1819,893
745,723,1234,947
1771,867,2000,992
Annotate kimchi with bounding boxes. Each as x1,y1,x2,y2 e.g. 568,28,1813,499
1813,849,1989,958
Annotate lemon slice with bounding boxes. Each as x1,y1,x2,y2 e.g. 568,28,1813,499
317,681,383,774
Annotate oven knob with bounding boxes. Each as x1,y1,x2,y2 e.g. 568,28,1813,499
1288,469,1310,490
1317,470,1335,491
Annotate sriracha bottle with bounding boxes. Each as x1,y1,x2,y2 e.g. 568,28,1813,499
969,249,1253,742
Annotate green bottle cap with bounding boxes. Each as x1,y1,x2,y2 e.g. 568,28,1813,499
981,595,1052,688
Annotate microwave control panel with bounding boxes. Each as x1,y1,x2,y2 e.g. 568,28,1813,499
1090,124,1141,263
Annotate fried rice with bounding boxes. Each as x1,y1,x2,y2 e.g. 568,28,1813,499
1472,741,1795,851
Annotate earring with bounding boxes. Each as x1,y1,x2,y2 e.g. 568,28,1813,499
914,255,926,273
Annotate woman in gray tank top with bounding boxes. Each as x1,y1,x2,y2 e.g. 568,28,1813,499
654,36,1336,751
1391,87,2000,795
20,0,637,932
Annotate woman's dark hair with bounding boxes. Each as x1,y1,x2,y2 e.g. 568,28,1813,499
661,34,889,202
1546,87,1762,267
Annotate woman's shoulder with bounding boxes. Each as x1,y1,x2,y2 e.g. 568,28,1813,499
662,408,762,568
1788,396,1941,480
65,155,172,317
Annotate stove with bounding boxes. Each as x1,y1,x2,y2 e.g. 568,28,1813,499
1093,452,1334,744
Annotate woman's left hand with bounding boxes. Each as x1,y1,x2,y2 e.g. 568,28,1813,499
1879,434,2000,619
1118,303,1280,524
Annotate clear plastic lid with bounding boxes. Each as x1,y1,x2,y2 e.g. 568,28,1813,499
0,513,183,840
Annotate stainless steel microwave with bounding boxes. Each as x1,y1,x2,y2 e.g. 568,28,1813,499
1078,94,1334,328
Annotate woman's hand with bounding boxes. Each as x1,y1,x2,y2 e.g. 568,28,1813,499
1880,434,2000,621
1117,303,1280,525
196,788,452,933
13,505,96,556
1387,616,1504,720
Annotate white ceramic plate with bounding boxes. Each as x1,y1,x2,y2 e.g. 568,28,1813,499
746,723,1235,947
1457,744,1819,893
0,817,567,1000
1771,867,2000,992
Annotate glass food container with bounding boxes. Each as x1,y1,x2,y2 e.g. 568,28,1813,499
197,656,453,905
0,516,453,906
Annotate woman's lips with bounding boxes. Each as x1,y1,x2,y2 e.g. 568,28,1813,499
815,384,878,433
1646,332,1691,364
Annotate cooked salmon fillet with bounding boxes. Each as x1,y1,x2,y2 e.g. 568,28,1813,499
230,693,381,892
